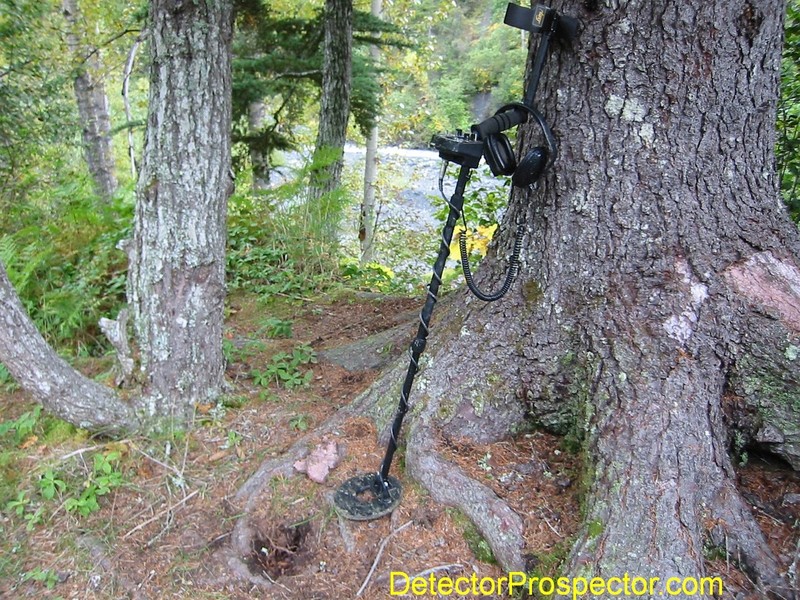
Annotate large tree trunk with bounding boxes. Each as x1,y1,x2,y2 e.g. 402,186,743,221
0,0,233,436
228,0,799,595
128,0,233,423
363,0,800,595
62,0,118,202
309,0,353,207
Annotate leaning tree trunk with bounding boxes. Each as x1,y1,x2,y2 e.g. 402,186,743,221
128,0,233,423
62,0,118,202
0,262,137,434
308,0,352,210
359,0,800,596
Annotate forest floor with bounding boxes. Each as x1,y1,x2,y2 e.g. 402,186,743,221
0,291,798,599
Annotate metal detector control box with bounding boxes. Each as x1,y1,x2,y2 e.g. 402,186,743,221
431,131,484,169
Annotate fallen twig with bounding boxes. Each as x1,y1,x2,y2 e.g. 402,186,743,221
356,520,413,597
122,489,199,540
135,447,185,479
541,514,563,538
399,563,463,582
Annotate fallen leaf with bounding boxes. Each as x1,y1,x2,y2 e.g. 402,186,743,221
20,435,38,449
208,450,228,462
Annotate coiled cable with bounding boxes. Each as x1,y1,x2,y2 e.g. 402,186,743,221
459,222,524,302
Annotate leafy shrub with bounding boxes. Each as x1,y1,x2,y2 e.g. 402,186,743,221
0,192,132,353
339,257,401,292
251,344,317,390
227,153,352,299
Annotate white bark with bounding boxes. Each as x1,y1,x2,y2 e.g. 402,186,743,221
62,0,118,202
360,0,382,263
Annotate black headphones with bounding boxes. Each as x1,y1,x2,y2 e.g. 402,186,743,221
482,102,557,189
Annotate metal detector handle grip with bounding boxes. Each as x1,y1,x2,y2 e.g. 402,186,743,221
471,106,528,139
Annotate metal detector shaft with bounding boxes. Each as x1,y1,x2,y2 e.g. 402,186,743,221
378,164,473,482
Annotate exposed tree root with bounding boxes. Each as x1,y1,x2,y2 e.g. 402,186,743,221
557,330,796,599
225,395,368,587
710,485,795,599
223,338,533,584
406,420,526,570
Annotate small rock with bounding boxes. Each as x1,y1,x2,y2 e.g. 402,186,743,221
293,441,342,483
782,493,800,505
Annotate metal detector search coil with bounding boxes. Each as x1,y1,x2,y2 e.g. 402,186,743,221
333,473,402,521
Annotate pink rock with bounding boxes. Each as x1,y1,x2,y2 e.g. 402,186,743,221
294,441,341,483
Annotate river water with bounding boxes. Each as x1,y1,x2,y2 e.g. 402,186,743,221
273,143,505,287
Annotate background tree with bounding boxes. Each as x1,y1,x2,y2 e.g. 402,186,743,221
231,1,395,188
308,0,353,207
61,0,118,202
0,0,73,217
359,0,381,263
232,1,319,188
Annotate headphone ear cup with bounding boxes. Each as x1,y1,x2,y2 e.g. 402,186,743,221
512,146,548,188
483,134,516,177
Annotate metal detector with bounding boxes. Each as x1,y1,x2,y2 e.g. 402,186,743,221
333,3,578,521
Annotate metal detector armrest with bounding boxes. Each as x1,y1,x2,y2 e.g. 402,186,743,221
505,3,579,41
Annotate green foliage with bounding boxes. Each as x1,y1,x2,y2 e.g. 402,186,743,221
0,0,75,198
339,257,402,292
20,567,59,590
289,413,310,432
778,0,800,222
228,153,353,298
0,403,125,521
0,405,41,446
260,317,293,339
252,344,317,390
434,167,510,228
231,1,405,177
381,0,527,145
445,507,497,564
1,192,132,353
38,469,66,501
64,451,124,517
5,490,29,517
0,363,13,389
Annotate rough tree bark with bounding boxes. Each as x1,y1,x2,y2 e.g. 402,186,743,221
128,0,233,423
62,0,118,202
0,262,137,433
0,0,233,434
391,0,800,596
229,1,799,596
309,0,353,206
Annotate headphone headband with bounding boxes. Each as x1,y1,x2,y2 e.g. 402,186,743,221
495,102,557,168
